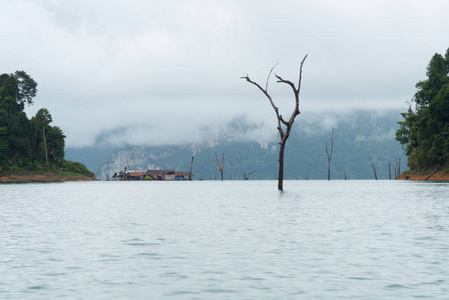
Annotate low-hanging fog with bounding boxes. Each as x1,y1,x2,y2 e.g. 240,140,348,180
2,0,448,147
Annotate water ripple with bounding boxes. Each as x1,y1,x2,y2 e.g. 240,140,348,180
1,180,449,299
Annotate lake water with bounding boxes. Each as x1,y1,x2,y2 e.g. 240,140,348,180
1,180,449,299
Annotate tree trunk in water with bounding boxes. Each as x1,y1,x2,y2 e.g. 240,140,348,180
214,153,224,181
372,164,378,180
43,125,48,163
369,155,377,180
188,156,194,181
325,127,337,181
278,139,286,191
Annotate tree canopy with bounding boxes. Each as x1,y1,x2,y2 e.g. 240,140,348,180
15,70,38,110
0,71,92,176
396,48,449,171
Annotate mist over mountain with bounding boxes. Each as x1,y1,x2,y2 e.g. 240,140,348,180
66,110,407,180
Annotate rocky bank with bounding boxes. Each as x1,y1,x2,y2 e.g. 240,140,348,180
396,170,449,181
0,173,97,183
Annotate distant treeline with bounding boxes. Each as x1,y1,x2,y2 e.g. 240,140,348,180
396,48,449,172
0,71,93,176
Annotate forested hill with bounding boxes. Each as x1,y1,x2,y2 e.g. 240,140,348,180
396,48,449,173
0,71,93,177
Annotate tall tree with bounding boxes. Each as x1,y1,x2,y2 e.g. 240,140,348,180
242,55,307,190
35,108,52,163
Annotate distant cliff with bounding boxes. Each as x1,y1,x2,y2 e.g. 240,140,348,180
77,110,407,180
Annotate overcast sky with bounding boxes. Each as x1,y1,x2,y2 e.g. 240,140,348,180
2,0,448,147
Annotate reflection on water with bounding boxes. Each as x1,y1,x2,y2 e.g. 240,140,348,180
1,180,449,299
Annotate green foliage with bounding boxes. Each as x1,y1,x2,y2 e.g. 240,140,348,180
46,126,66,164
62,160,95,177
35,108,52,127
396,48,449,171
0,71,92,177
26,161,45,172
15,70,38,110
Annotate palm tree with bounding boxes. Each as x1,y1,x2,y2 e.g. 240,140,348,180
35,108,52,163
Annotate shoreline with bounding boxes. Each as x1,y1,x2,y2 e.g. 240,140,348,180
3,172,448,182
396,170,449,181
0,173,97,183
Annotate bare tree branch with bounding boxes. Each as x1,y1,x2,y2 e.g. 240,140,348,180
241,74,284,135
243,169,256,180
298,55,308,93
266,64,278,91
275,74,296,94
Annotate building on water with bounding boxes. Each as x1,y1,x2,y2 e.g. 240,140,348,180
112,168,193,181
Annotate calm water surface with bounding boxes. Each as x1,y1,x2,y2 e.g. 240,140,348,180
1,180,449,299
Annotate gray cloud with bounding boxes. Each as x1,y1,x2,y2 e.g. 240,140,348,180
2,0,448,147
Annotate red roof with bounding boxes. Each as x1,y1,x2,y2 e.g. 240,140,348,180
147,170,173,177
174,172,193,177
127,171,147,177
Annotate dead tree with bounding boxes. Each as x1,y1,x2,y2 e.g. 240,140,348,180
243,170,256,180
369,154,378,180
214,153,224,181
325,127,338,181
188,156,194,181
241,55,308,191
